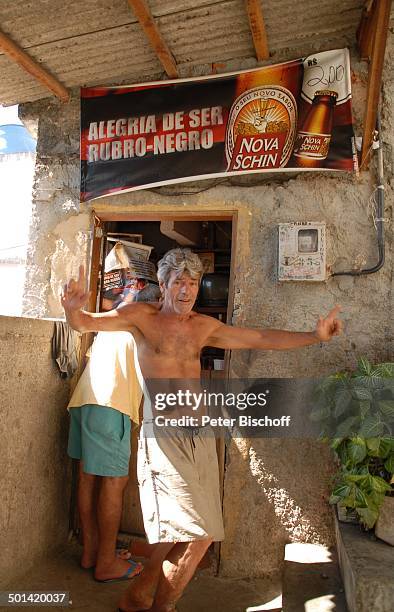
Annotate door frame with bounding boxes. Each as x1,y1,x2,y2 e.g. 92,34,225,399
85,208,239,569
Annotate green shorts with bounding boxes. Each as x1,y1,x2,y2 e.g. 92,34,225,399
67,404,131,477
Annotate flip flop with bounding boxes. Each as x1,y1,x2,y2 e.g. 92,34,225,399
95,559,143,583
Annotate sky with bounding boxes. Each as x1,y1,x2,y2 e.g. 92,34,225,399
0,104,34,253
0,104,35,315
0,104,22,125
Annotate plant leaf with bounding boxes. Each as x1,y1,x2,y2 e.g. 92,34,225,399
356,376,385,390
384,454,394,475
359,400,370,419
344,473,368,484
358,415,384,437
366,438,380,453
335,416,360,438
378,401,394,420
334,389,353,418
352,387,373,401
369,438,393,459
356,506,379,529
335,441,349,465
357,357,372,375
372,363,394,378
354,487,369,508
331,438,344,451
347,438,367,465
310,402,332,422
329,484,351,504
368,475,392,494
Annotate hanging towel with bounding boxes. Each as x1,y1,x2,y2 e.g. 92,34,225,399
52,321,79,379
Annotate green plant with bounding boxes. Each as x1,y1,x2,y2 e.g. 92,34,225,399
312,358,394,529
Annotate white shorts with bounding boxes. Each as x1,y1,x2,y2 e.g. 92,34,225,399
138,425,225,543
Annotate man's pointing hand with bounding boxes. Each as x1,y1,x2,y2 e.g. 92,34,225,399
315,305,343,342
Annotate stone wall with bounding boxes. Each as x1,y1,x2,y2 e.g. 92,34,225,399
18,37,393,577
0,316,71,587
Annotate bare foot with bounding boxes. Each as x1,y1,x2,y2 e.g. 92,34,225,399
94,557,143,582
81,548,131,570
117,549,133,560
118,574,154,611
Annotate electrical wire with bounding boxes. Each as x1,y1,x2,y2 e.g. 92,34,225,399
0,243,26,251
147,172,298,196
331,112,386,277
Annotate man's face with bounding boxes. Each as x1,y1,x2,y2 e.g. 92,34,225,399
161,271,200,314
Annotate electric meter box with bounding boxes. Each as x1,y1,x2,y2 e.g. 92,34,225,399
278,222,326,281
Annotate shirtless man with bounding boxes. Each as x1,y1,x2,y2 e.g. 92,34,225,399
62,248,342,612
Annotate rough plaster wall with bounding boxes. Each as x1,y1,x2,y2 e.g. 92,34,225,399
0,316,71,587
19,94,88,319
18,39,393,578
222,37,392,576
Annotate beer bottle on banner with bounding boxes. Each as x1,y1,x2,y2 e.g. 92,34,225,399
293,90,338,168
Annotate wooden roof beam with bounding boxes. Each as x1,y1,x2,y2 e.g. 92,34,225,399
245,0,269,61
360,0,392,168
357,0,377,61
127,0,178,79
0,28,69,103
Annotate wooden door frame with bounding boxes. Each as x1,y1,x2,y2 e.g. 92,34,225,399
85,208,238,569
88,208,238,327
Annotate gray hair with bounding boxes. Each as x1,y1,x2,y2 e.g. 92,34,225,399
157,248,203,286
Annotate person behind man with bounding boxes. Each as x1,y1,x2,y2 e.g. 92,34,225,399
62,248,343,611
67,282,161,583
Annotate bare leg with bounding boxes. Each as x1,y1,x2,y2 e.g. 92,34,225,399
151,539,213,611
119,543,174,612
94,475,141,581
129,540,158,559
78,462,99,569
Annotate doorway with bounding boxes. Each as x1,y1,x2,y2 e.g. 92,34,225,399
85,210,237,553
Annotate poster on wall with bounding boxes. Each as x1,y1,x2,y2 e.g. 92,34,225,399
80,48,357,202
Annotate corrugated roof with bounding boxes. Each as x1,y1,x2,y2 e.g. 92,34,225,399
0,0,379,106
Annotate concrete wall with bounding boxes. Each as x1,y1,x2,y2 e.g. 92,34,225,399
18,37,393,578
0,316,71,587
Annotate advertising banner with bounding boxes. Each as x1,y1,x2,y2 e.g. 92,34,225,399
81,48,357,202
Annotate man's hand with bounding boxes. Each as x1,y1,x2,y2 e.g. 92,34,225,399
315,305,343,342
61,265,90,313
61,265,141,333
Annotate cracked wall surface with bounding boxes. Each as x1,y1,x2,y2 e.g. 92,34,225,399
18,39,393,577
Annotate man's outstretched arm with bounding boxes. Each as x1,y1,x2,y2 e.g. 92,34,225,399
61,265,136,332
205,306,343,350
